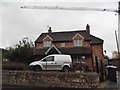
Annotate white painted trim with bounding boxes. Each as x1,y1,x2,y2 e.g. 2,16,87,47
72,33,84,40
43,35,53,41
45,44,61,55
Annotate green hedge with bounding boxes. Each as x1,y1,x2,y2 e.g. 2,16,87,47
2,61,29,70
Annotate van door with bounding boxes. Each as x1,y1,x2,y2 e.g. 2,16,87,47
53,56,63,70
41,56,55,70
54,61,63,70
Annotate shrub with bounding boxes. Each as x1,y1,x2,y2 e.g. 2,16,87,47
2,61,28,70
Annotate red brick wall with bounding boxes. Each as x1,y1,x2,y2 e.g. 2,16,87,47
85,56,93,68
54,42,61,48
83,55,96,71
35,43,43,49
35,40,90,49
53,42,74,48
35,40,104,70
83,41,90,47
73,34,83,40
43,36,52,41
65,42,74,48
91,44,104,62
35,33,91,49
35,35,53,49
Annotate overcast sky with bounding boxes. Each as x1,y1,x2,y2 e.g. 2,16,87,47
0,0,119,57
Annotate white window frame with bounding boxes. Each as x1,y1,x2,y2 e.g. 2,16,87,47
43,41,52,47
80,56,86,63
74,40,83,46
61,43,65,47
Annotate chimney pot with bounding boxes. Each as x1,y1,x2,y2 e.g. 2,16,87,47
86,24,90,34
48,27,52,33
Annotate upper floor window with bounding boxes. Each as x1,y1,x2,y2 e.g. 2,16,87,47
61,43,65,47
74,40,83,46
43,41,51,47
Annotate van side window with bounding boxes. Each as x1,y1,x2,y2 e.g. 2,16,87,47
46,56,54,61
42,59,46,62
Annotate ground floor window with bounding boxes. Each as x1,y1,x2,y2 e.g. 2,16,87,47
72,55,86,63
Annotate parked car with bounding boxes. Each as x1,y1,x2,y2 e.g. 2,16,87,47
29,54,73,72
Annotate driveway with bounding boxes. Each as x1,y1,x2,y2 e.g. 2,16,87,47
98,71,120,90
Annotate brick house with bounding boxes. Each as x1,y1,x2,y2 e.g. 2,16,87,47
34,24,104,71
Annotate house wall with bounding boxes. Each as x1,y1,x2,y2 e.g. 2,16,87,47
35,40,90,49
64,42,74,48
73,34,84,40
35,34,104,70
43,35,52,41
35,43,43,49
91,44,104,62
85,56,93,68
54,42,74,48
83,41,90,47
35,33,91,49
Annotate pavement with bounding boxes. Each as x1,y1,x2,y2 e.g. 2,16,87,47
98,71,120,90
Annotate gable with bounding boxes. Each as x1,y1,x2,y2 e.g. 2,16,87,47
35,30,103,45
72,33,84,40
45,44,61,55
35,30,90,43
43,35,53,41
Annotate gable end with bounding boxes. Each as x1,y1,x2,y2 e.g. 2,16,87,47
72,33,84,40
43,35,53,41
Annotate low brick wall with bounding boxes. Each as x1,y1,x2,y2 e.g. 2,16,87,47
2,70,100,88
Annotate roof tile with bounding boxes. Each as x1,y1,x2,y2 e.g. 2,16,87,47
35,30,103,44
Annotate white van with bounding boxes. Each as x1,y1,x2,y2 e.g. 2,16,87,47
29,54,73,72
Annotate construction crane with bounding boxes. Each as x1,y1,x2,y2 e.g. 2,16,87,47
21,3,120,49
20,2,120,27
21,2,120,70
21,4,119,13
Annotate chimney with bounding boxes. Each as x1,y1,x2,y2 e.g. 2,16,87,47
48,27,52,33
86,24,90,34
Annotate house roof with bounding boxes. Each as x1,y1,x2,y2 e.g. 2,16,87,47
90,35,104,44
33,47,92,55
35,30,103,44
35,30,91,42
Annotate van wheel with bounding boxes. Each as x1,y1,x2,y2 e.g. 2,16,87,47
63,66,70,72
34,65,41,71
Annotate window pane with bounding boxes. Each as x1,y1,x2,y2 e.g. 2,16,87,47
81,56,86,63
46,56,54,61
44,41,51,47
61,43,65,47
79,40,82,46
74,40,82,46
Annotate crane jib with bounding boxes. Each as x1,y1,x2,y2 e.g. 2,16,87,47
21,5,118,13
